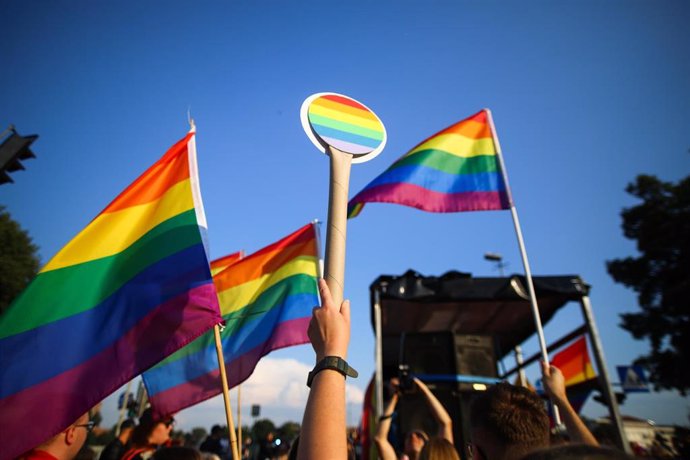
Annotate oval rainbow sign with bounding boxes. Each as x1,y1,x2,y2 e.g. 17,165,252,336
301,92,386,163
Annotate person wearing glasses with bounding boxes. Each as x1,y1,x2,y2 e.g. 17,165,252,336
121,409,175,460
21,412,93,460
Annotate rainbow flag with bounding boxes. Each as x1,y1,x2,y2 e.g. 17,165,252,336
551,336,597,387
210,251,243,276
347,109,512,218
143,223,320,417
0,130,221,460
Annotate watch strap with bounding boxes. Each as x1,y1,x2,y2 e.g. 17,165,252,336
307,356,358,388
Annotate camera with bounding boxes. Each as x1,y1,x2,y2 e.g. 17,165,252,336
398,364,415,393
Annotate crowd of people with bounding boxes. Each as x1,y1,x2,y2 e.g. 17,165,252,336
19,280,644,460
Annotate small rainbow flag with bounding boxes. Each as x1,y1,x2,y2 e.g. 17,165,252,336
210,251,243,276
348,109,512,218
307,94,385,155
143,223,320,417
551,336,597,387
0,130,221,460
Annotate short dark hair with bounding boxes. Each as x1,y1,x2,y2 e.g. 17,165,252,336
521,443,632,460
120,419,135,431
210,425,223,435
470,383,549,453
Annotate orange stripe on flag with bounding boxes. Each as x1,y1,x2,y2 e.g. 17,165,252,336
551,336,596,386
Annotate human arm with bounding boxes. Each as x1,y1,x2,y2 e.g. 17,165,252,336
373,389,400,460
297,279,351,460
413,378,453,443
541,361,599,446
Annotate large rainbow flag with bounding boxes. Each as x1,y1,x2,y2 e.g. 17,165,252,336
0,130,221,459
143,223,320,417
347,109,511,218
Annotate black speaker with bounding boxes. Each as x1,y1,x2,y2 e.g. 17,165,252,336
454,334,497,390
386,332,497,460
396,332,497,390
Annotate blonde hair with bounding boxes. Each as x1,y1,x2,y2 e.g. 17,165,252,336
418,437,459,460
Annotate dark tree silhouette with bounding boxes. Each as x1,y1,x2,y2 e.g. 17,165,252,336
0,206,40,315
607,174,690,394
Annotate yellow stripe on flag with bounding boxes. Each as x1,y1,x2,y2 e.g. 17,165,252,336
41,179,194,272
405,134,495,159
216,256,319,315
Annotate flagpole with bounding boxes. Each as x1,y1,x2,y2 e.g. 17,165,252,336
312,219,323,279
237,385,242,459
214,324,240,460
485,109,561,426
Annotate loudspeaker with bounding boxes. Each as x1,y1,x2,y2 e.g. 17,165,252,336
454,334,498,389
397,332,497,390
387,332,497,460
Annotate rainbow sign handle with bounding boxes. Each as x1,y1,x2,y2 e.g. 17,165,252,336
301,92,386,163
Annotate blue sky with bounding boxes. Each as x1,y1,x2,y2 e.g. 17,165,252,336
2,1,689,431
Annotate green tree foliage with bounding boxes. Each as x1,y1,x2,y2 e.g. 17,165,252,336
0,206,40,315
607,174,690,394
278,421,301,441
190,427,208,446
251,418,276,441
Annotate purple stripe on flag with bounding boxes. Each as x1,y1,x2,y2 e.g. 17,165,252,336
320,136,374,155
349,182,511,213
0,283,220,460
147,317,310,419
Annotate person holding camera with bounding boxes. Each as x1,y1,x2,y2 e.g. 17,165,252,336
374,377,454,460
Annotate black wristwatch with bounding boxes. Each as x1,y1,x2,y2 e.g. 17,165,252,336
307,356,358,388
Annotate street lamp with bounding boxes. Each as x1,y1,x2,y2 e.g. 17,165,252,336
484,252,506,277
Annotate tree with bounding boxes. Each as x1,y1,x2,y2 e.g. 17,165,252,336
251,418,276,441
0,206,40,315
278,421,301,441
607,174,690,394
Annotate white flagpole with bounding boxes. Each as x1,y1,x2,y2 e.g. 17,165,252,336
485,109,562,426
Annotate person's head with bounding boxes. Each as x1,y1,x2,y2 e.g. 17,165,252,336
130,409,174,447
119,419,135,442
151,446,202,460
469,383,549,460
419,437,460,460
210,425,223,438
520,444,633,460
33,412,93,460
404,429,429,457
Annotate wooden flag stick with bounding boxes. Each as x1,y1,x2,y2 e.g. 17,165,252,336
324,146,353,306
214,324,240,460
237,385,242,457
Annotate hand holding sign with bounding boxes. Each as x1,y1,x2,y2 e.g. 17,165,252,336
301,93,386,305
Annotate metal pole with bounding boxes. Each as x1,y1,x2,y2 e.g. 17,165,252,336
485,108,561,426
580,296,632,454
374,287,384,418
